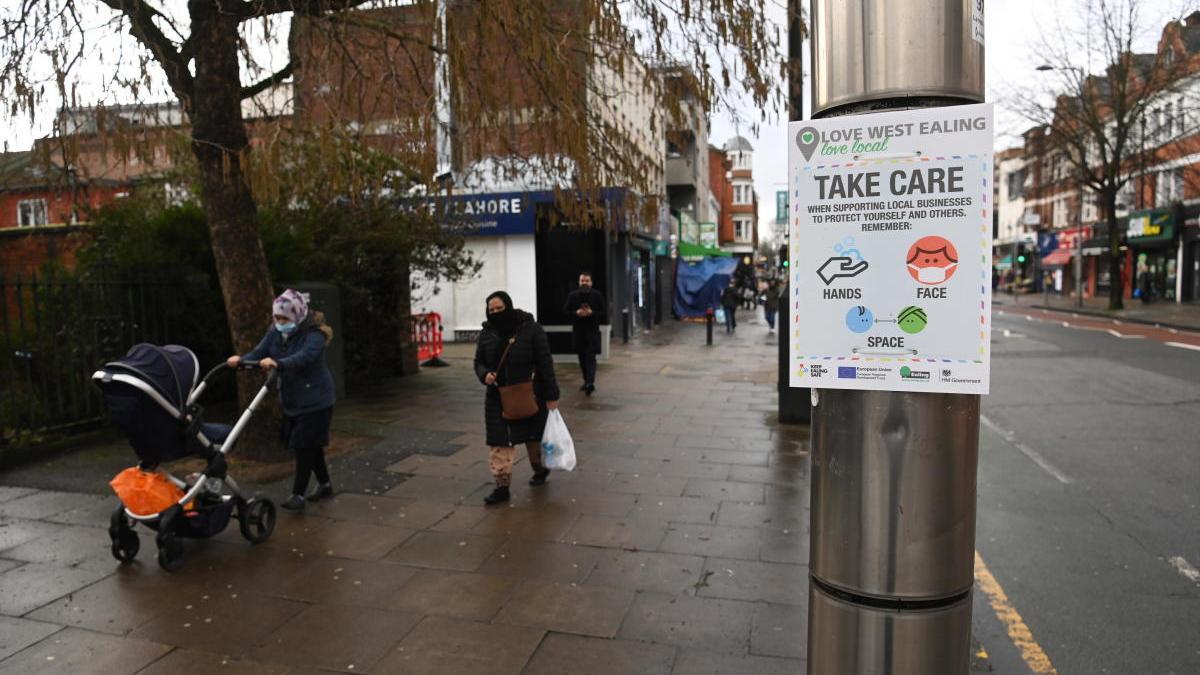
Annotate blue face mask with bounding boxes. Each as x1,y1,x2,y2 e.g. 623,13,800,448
275,322,297,334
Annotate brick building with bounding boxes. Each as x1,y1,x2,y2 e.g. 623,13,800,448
719,136,758,258
293,3,670,341
1000,11,1200,303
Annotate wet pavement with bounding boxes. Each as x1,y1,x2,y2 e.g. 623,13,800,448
0,314,817,674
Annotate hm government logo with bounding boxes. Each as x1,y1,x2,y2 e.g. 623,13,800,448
899,366,931,381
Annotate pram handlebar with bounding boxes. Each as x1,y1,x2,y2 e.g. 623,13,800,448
191,362,277,404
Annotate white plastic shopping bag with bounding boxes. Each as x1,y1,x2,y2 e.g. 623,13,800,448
714,307,726,324
541,409,576,471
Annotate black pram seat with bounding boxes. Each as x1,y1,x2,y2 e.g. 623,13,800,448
94,344,218,465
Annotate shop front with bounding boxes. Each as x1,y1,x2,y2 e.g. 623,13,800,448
1126,209,1179,302
412,187,662,355
1182,208,1199,303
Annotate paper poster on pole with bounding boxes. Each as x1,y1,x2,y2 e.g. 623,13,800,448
788,104,994,394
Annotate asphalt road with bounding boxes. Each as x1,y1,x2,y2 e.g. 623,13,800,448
974,308,1200,675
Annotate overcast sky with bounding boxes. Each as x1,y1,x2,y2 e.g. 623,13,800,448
1,0,1192,246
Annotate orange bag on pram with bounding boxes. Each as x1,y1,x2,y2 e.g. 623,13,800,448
110,467,184,516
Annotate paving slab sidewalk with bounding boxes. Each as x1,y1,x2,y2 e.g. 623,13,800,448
0,312,1001,673
0,313,815,674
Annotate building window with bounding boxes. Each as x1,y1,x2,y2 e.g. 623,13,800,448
1053,197,1068,228
1006,169,1025,200
17,199,48,227
733,184,752,205
734,218,752,242
1155,169,1182,207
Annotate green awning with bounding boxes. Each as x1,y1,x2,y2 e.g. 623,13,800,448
678,241,731,258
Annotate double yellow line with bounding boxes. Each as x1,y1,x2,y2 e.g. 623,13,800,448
974,550,1058,674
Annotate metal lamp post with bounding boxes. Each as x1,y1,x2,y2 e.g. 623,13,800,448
804,2,984,673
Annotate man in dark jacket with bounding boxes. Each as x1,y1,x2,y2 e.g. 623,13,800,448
563,272,606,396
720,279,740,333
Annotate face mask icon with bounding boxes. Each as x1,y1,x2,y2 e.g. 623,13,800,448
905,237,959,286
908,261,958,284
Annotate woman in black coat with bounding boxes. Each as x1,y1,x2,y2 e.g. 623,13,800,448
474,291,560,505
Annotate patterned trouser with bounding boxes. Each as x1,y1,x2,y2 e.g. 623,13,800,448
489,443,543,487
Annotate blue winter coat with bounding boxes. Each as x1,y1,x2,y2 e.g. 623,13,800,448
243,317,336,416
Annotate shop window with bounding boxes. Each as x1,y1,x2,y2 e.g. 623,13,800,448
17,199,48,227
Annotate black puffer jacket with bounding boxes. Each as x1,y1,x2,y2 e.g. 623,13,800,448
474,311,561,447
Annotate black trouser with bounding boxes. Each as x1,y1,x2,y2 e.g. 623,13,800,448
724,306,737,331
293,446,330,495
577,349,597,386
283,406,334,496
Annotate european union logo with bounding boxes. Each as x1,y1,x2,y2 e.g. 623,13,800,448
837,367,857,379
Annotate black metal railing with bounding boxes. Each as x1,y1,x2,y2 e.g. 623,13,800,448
0,269,182,446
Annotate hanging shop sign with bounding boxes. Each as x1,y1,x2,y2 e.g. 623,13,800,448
788,104,994,394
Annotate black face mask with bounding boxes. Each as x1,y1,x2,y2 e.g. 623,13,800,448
489,307,519,334
486,291,519,335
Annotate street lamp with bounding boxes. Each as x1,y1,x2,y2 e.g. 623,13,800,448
1035,63,1086,308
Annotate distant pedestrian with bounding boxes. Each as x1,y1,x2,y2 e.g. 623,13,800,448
762,280,779,332
721,280,739,333
474,291,560,505
563,272,606,396
227,289,336,512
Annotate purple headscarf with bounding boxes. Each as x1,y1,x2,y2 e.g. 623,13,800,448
272,289,309,325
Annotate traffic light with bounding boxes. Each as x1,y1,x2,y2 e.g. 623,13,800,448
1016,244,1026,264
779,244,789,268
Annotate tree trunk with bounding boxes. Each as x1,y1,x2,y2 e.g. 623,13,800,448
1104,190,1124,311
189,2,284,461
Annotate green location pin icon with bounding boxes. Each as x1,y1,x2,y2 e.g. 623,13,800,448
796,126,819,161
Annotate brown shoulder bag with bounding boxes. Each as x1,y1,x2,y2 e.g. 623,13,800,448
494,333,539,421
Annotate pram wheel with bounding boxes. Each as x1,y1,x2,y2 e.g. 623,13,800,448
156,533,184,572
155,506,185,572
238,498,276,544
108,505,139,563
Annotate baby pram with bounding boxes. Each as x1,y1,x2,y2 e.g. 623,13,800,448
93,343,278,571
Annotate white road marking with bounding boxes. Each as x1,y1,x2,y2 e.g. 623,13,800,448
1002,329,1025,338
1168,556,1200,585
1168,328,1179,334
1061,321,1070,327
1166,341,1200,352
1106,329,1145,339
981,415,1072,485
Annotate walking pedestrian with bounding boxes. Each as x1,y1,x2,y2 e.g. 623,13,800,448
227,289,336,512
563,272,606,396
721,280,739,333
475,291,560,506
763,279,779,333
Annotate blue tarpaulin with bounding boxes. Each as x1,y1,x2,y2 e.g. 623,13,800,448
673,257,739,318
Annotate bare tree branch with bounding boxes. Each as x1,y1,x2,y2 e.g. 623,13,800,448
96,0,194,104
241,60,293,99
